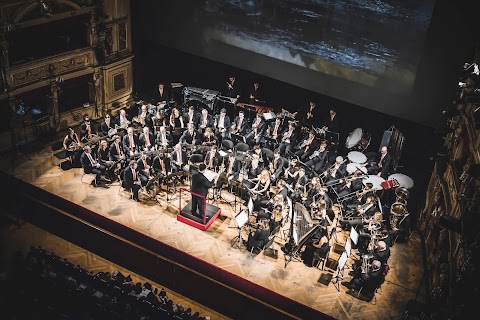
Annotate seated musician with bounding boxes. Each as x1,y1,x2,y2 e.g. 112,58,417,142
100,113,116,137
137,104,152,129
123,160,142,202
97,140,116,181
346,182,374,209
305,141,328,174
269,205,284,231
201,127,217,147
116,109,131,130
268,148,285,182
303,176,326,208
291,168,308,201
324,156,347,186
154,82,169,104
246,112,265,146
301,226,330,268
268,114,284,143
248,144,266,168
295,130,319,162
357,212,390,254
139,126,155,151
283,157,300,185
246,219,270,252
180,123,199,146
216,152,240,189
342,259,385,293
63,127,82,163
214,108,231,141
278,121,297,156
122,127,139,157
171,143,188,173
366,146,392,179
156,126,172,150
136,150,153,185
183,105,199,127
232,110,249,136
249,170,271,210
152,150,171,186
109,135,125,162
204,144,220,171
239,156,261,201
337,169,365,199
275,179,289,199
80,115,96,141
152,110,166,135
80,145,109,186
198,108,213,134
169,107,185,145
340,194,377,230
262,193,285,213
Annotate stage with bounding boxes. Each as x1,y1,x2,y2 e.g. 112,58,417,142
2,144,426,320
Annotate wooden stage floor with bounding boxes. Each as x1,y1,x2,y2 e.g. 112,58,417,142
3,145,427,320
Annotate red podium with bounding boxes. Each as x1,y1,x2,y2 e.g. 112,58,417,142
177,188,222,231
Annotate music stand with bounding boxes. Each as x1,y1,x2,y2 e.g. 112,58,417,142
231,210,248,249
349,226,360,260
332,251,348,292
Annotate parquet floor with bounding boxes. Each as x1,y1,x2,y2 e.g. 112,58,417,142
1,145,427,320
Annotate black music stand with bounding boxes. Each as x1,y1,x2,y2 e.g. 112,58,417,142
231,209,248,250
332,251,348,292
164,171,184,202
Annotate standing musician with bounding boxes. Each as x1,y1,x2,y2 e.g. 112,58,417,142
152,110,166,135
80,115,96,141
367,146,392,179
320,108,340,138
100,113,116,136
80,145,108,186
295,130,319,162
278,121,297,156
198,108,213,134
116,109,131,130
180,123,198,146
154,82,169,104
302,101,319,127
246,112,265,146
269,148,285,182
204,145,220,171
123,160,142,202
214,108,231,141
122,127,139,157
191,163,216,218
171,143,188,173
201,127,217,147
305,141,328,174
225,75,241,100
156,126,172,150
249,80,264,104
183,105,199,126
231,110,249,136
139,126,155,151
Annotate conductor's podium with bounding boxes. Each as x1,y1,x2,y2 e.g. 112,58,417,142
177,188,221,231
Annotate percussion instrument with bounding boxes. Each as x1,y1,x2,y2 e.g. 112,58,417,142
347,151,367,164
362,175,386,191
345,128,371,151
395,187,410,203
388,173,414,189
346,163,367,174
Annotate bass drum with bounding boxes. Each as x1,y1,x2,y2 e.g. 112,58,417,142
345,128,371,152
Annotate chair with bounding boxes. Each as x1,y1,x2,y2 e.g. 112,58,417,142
221,139,234,151
234,142,249,161
189,153,204,164
81,171,97,187
262,148,273,161
356,276,385,303
51,140,68,165
312,245,330,270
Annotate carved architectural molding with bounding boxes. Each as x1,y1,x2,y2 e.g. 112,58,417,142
6,49,95,87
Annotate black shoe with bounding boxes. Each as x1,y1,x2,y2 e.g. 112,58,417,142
341,281,352,289
134,198,140,202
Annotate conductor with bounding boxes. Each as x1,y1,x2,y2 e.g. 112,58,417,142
191,163,216,218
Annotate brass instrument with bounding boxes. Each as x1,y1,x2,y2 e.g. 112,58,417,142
83,134,101,147
395,187,410,204
67,141,82,152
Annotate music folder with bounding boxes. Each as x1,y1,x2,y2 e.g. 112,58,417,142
203,169,216,182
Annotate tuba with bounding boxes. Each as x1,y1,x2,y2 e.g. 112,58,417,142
395,187,409,204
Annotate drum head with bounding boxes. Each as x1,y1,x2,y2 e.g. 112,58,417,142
345,128,362,149
362,175,386,191
347,163,367,174
347,151,367,164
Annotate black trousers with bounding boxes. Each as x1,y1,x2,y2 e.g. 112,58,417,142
191,194,206,218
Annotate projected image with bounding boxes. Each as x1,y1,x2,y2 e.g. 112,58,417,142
199,0,435,94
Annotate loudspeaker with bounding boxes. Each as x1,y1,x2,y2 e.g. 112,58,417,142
439,215,462,234
379,130,392,151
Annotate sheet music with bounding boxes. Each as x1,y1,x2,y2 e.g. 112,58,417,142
248,197,254,214
203,169,216,182
219,150,228,157
263,112,275,120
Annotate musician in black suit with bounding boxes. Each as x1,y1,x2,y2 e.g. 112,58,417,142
109,135,125,161
123,160,142,202
100,113,116,136
278,121,297,156
183,106,199,126
180,123,199,146
80,145,107,186
214,108,231,140
171,143,188,173
301,101,320,127
216,152,241,188
305,141,328,174
225,75,241,99
80,115,97,141
325,156,347,184
116,109,131,130
247,219,271,252
294,130,319,161
138,126,155,151
191,163,216,218
204,145,220,171
136,151,153,185
198,108,213,133
249,81,264,104
246,113,266,146
201,127,217,147
268,114,285,141
269,148,285,181
231,110,249,136
337,169,365,198
153,82,169,104
122,127,140,156
156,126,172,149
367,146,392,179
321,108,340,135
